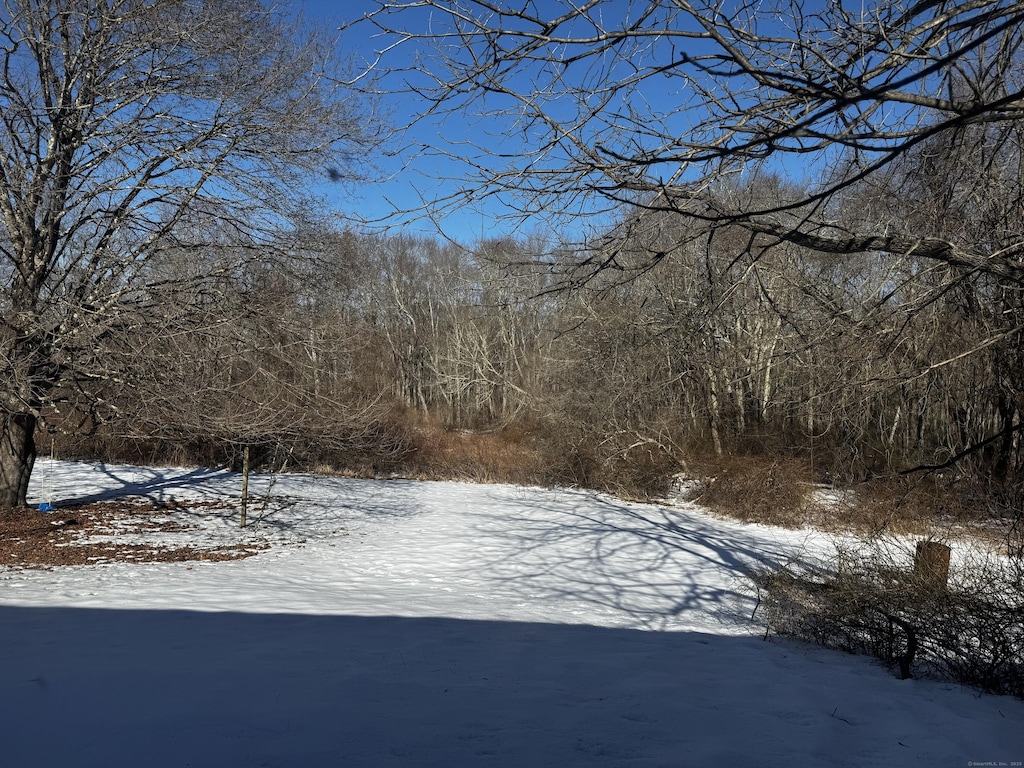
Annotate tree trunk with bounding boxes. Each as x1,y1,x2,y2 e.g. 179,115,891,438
0,412,37,509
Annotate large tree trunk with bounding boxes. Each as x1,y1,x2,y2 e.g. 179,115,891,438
0,412,37,510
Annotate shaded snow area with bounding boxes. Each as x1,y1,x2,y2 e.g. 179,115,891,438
2,461,1021,767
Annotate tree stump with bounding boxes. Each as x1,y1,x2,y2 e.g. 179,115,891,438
914,541,950,589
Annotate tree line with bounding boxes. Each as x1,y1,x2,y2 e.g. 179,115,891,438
3,0,1022,518
54,166,1022,506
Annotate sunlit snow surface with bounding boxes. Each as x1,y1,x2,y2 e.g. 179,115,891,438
1,461,1021,767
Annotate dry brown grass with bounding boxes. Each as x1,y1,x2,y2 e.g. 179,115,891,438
687,454,1017,545
386,416,682,498
849,477,959,534
406,418,548,485
816,476,1016,550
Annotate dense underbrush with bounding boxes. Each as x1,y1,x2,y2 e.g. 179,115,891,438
50,410,685,499
754,538,1024,699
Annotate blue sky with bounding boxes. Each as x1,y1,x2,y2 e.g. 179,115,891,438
296,0,526,243
296,0,685,246
293,0,839,245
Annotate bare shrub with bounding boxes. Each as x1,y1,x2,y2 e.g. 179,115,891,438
755,538,1024,698
982,484,1024,559
593,439,682,500
521,423,683,498
51,402,418,480
697,455,813,527
842,476,985,537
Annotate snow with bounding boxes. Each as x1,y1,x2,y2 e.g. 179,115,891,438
2,460,1021,767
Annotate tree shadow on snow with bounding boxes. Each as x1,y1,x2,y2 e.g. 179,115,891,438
470,488,812,630
34,462,430,530
2,606,1018,768
38,461,233,507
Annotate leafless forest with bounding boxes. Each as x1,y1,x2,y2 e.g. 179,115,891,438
58,191,1024,523
1,0,1021,534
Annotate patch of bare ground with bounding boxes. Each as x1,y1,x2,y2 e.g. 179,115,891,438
0,499,268,569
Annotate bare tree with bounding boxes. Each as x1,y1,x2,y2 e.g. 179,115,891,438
358,0,1024,281
0,0,380,509
835,113,1024,479
352,0,1024,491
111,234,399,474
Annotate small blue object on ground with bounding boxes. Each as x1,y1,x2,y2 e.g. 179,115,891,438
38,502,54,512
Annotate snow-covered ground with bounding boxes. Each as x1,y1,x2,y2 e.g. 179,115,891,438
1,461,1021,767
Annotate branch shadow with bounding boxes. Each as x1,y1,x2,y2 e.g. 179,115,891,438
32,462,431,538
37,461,233,507
470,488,812,630
34,463,813,632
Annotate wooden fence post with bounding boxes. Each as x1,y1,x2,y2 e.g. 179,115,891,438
240,446,250,529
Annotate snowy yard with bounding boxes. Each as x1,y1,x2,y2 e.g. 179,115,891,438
1,461,1021,767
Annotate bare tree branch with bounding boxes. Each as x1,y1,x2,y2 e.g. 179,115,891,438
0,0,382,508
356,0,1024,279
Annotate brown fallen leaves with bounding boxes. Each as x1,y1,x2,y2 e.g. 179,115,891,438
0,499,267,569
